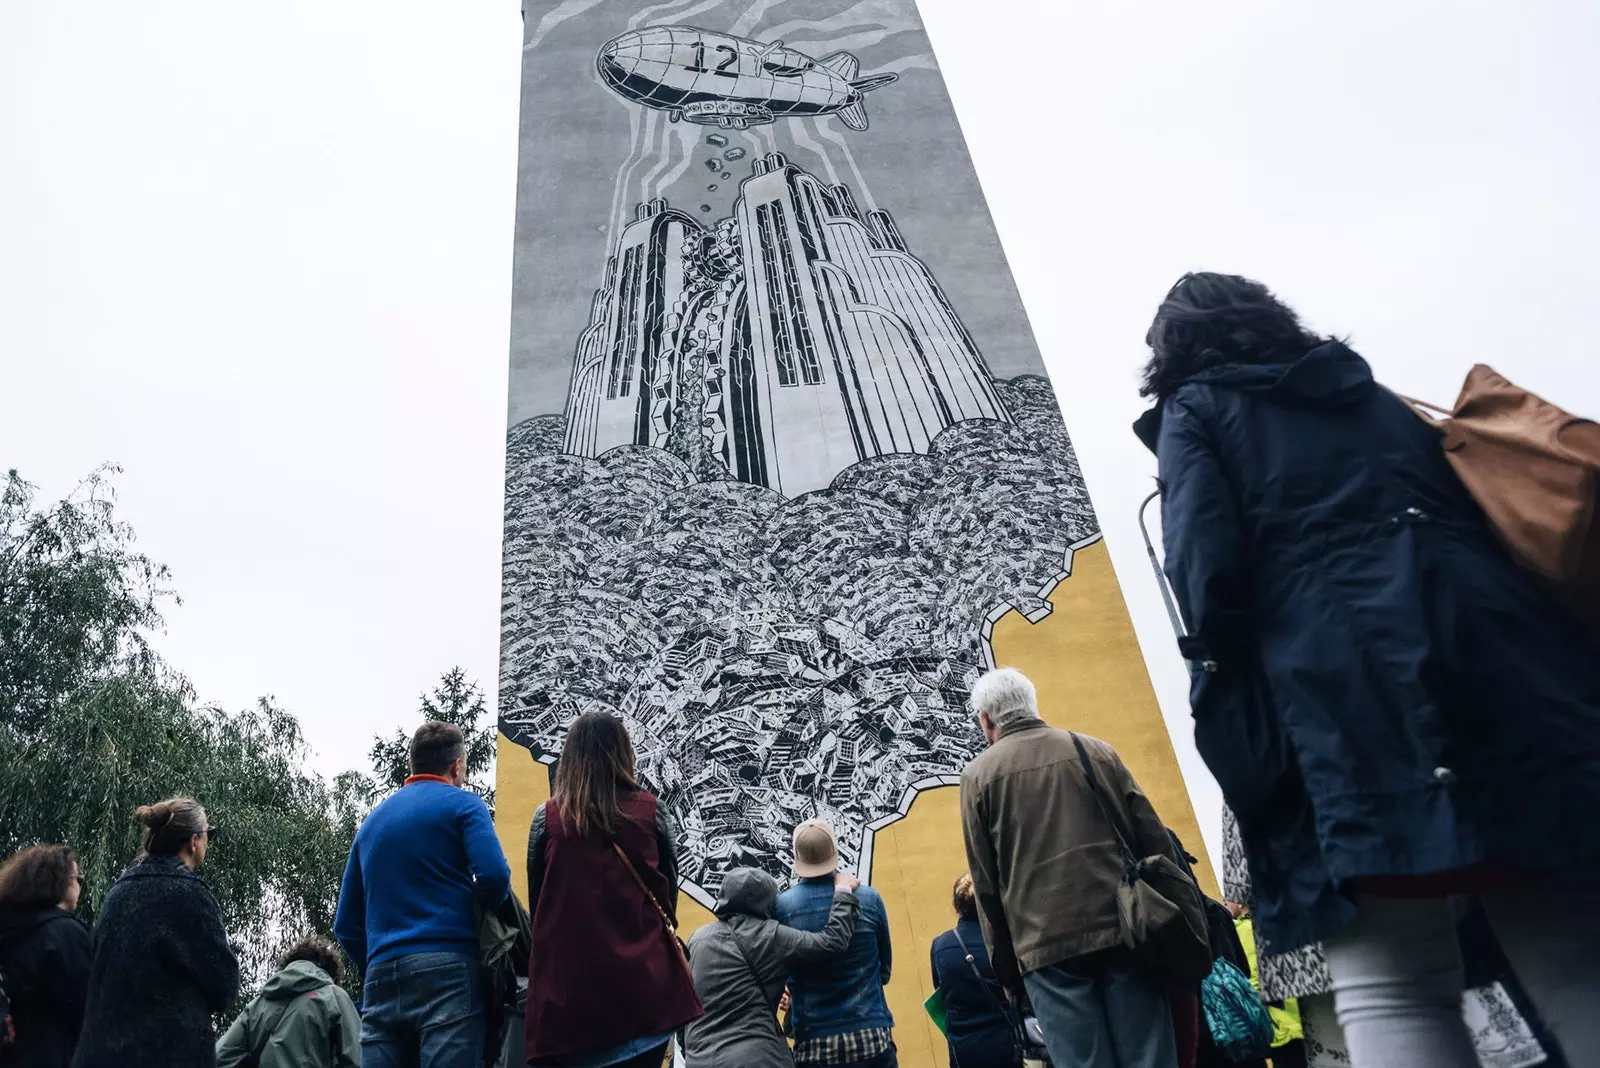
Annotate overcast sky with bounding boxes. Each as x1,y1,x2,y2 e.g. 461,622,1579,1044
4,1,1596,864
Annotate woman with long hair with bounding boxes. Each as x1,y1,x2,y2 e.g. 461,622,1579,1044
1134,272,1600,1068
71,798,240,1068
523,712,703,1067
0,844,92,1068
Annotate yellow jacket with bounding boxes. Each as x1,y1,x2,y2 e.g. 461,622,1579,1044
1235,916,1302,1046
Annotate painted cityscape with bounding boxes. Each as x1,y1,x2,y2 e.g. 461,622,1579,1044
501,133,1097,907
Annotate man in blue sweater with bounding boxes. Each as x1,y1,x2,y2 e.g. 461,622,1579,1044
776,819,897,1068
335,721,512,1068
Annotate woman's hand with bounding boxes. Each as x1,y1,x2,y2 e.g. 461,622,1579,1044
834,872,860,892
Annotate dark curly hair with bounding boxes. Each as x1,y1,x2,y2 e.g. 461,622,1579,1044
278,933,346,984
0,844,78,909
1141,272,1328,399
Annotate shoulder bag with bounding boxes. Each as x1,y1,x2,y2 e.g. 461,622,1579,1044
611,840,693,978
1395,366,1600,643
1071,733,1213,987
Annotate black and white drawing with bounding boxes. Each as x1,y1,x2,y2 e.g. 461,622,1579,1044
504,0,1099,908
598,26,898,130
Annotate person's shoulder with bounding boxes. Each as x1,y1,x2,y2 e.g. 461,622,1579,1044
855,883,885,908
39,910,90,944
930,927,959,952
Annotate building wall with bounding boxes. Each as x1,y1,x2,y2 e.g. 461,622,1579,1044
494,538,1213,1067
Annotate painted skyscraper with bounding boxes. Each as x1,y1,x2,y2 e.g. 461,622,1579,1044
562,152,1011,496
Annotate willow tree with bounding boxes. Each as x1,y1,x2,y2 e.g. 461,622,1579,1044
0,468,353,994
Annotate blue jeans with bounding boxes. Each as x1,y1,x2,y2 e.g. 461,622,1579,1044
1022,957,1175,1068
361,950,485,1068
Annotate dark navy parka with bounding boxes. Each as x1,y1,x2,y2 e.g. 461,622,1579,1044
1135,342,1600,952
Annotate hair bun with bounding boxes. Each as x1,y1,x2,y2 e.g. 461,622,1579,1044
134,803,166,827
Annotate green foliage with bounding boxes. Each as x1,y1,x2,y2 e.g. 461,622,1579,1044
0,467,499,1013
1,467,173,736
366,666,497,810
0,469,352,1004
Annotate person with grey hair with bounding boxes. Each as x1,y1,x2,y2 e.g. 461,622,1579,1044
960,667,1186,1068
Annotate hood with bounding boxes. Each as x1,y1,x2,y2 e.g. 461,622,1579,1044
260,960,335,1000
713,867,779,920
0,906,65,950
1134,341,1374,451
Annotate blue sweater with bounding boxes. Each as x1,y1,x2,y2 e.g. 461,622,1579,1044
334,779,511,971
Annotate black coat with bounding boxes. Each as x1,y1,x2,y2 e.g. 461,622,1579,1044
930,920,1015,1068
0,906,92,1068
1136,342,1600,953
70,857,240,1068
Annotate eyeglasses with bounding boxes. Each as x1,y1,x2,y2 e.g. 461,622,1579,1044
202,825,219,842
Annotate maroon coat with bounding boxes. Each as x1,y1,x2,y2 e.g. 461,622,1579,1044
524,790,703,1062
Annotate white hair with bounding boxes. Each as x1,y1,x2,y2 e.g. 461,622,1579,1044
970,667,1039,728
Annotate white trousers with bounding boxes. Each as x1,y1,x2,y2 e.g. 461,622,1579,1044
1323,873,1600,1068
1324,895,1478,1068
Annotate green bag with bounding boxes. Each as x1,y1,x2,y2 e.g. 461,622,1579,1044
924,986,949,1036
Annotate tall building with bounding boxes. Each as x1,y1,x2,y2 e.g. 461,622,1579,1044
562,154,1011,494
563,199,701,456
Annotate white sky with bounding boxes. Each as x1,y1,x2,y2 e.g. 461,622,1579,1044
3,1,1597,866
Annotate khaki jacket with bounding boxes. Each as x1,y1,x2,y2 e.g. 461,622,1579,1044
959,720,1178,987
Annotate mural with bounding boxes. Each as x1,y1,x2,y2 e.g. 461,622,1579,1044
500,2,1206,1061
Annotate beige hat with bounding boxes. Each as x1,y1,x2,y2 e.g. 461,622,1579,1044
792,819,839,878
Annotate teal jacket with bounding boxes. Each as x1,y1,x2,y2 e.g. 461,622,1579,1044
216,961,360,1068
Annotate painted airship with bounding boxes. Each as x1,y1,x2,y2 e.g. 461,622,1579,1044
597,26,898,131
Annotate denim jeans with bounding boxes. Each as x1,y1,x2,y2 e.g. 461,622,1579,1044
1022,956,1176,1068
361,950,485,1068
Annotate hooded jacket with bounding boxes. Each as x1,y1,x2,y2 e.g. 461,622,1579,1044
0,906,92,1068
1137,341,1600,952
215,961,360,1068
683,868,859,1068
70,857,240,1068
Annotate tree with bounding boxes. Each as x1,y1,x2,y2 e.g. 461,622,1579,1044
1,467,173,736
366,667,496,809
0,469,354,1007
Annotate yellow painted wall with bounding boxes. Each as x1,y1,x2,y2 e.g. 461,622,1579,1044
494,536,1207,1067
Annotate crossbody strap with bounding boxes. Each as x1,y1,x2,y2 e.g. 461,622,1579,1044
951,928,1015,1022
611,840,692,978
947,927,1024,1055
728,928,787,1040
1070,733,1138,868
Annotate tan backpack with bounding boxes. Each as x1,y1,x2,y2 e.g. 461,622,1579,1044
1400,364,1600,642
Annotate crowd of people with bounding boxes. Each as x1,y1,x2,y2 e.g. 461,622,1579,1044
3,274,1596,1068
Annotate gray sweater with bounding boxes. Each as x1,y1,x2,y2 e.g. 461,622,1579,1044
683,868,858,1068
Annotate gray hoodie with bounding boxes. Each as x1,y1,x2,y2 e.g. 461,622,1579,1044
682,868,858,1068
